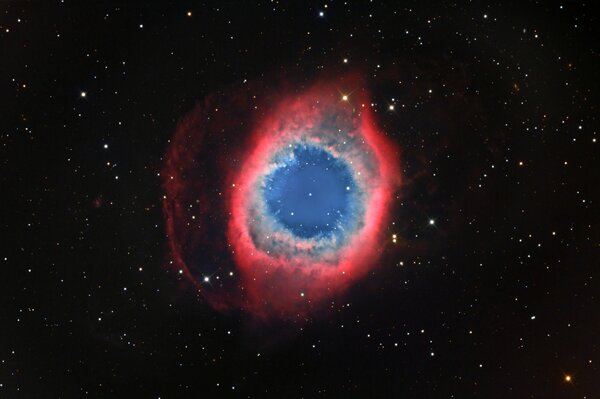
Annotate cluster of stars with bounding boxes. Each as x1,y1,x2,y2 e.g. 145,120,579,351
3,1,596,397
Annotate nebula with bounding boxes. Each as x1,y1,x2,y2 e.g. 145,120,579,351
162,75,401,319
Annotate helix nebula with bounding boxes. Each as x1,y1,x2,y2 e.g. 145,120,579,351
163,74,401,319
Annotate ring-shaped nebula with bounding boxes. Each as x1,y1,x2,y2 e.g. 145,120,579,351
163,74,401,319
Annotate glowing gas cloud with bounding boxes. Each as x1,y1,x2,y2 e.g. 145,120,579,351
163,75,401,318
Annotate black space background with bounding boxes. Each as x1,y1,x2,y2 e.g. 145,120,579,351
1,1,599,398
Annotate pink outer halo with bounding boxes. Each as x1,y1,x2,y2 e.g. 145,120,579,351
162,74,401,319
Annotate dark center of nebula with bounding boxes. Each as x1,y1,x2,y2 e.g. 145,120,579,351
263,145,355,239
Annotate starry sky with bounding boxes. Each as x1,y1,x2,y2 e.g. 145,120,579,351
1,1,599,398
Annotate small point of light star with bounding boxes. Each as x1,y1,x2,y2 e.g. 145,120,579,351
203,276,210,283
80,91,86,98
187,11,192,17
429,219,435,225
318,11,324,17
389,105,395,111
342,94,348,101
564,374,572,383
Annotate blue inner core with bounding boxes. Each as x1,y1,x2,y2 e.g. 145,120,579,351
263,145,356,238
